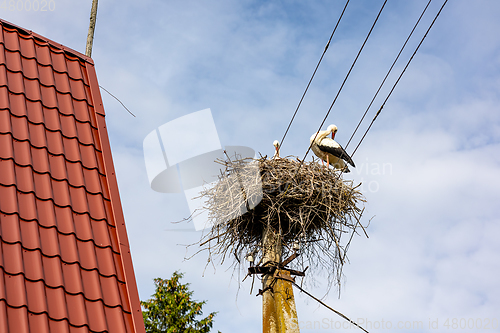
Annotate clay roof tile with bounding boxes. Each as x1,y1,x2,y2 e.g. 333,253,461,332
0,19,145,333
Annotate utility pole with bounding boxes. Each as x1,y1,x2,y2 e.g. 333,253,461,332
261,228,300,333
85,0,99,57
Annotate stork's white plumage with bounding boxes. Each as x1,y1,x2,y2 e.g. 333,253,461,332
273,140,280,159
310,124,355,172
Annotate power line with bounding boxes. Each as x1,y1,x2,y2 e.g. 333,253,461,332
297,0,388,173
292,281,369,333
345,0,433,149
279,0,350,149
99,85,136,117
351,0,448,157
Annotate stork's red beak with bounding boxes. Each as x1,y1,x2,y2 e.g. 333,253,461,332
331,132,335,140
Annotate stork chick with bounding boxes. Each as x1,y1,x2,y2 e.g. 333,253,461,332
273,140,281,159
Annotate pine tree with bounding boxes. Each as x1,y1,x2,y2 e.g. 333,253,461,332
141,271,219,333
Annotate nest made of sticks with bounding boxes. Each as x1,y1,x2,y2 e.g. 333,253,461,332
195,155,367,288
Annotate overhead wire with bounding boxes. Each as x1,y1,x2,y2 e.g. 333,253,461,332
329,0,447,189
294,0,388,177
99,85,136,117
279,0,350,149
286,4,450,317
292,281,369,333
272,3,448,327
350,0,448,158
345,0,433,149
298,0,449,304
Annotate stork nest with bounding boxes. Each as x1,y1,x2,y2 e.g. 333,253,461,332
194,155,367,289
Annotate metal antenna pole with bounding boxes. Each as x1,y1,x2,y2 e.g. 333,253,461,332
85,0,99,57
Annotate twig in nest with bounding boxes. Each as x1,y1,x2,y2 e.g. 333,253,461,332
191,156,367,292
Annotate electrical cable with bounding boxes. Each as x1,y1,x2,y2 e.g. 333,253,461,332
279,0,350,149
291,281,369,333
351,0,448,157
329,0,447,186
99,85,136,117
345,0,433,149
296,0,388,175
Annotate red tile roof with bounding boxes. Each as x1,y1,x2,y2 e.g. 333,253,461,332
0,19,145,333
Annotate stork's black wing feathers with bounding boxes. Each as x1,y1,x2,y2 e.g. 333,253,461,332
317,142,356,167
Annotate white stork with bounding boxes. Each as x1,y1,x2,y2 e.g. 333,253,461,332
310,124,355,172
273,140,281,159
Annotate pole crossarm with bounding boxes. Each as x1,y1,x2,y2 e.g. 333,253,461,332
248,250,307,287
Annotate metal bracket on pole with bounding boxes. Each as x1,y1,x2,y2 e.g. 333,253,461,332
257,286,274,297
248,250,307,279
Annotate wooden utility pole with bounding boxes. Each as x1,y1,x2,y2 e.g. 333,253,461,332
85,0,99,57
261,228,300,333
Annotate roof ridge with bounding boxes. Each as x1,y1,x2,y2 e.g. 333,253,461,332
0,19,93,65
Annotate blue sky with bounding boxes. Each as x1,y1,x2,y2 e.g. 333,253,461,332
3,0,500,332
